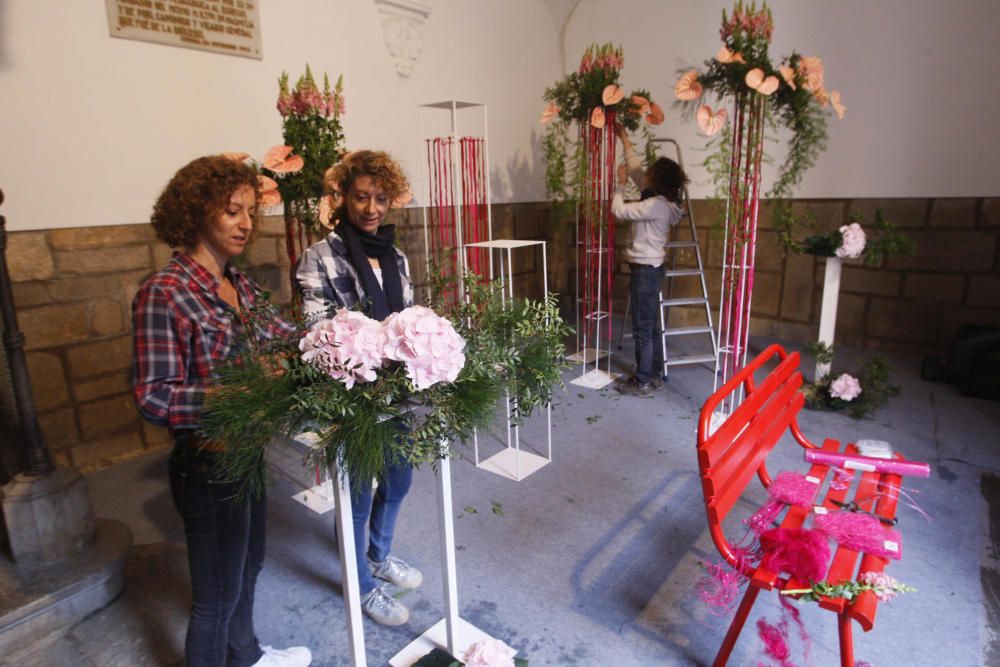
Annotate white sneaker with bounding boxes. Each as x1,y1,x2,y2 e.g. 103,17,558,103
369,554,423,589
251,645,312,667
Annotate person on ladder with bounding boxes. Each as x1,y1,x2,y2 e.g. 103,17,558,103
612,127,688,397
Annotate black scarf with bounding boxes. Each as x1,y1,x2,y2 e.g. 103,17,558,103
337,221,404,320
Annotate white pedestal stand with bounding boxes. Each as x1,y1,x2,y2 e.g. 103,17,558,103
289,432,337,515
815,257,842,381
462,239,553,481
388,456,498,666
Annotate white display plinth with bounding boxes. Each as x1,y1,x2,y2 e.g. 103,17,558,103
570,368,621,389
389,456,496,666
815,257,842,380
289,432,338,515
463,239,553,481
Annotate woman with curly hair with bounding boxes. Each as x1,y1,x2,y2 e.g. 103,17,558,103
295,150,420,626
132,155,311,667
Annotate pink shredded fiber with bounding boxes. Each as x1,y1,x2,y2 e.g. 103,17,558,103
746,472,820,537
814,511,902,560
759,528,830,582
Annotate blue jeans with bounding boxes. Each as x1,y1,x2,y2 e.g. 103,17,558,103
349,456,413,595
169,446,265,667
629,263,664,384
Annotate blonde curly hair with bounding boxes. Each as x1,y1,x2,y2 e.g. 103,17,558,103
323,150,410,201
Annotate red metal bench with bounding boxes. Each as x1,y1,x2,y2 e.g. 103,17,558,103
697,344,904,667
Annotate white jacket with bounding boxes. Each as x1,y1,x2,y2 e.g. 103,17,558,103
612,187,682,266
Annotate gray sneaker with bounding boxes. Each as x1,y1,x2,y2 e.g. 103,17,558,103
369,554,423,589
361,586,409,626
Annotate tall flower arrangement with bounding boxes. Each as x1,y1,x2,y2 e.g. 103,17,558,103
672,1,845,400
273,66,347,286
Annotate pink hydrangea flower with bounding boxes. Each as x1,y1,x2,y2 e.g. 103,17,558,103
299,310,386,389
836,222,867,258
462,638,517,667
382,306,466,390
829,373,862,401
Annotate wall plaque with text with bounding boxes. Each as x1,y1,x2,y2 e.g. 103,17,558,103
106,0,262,60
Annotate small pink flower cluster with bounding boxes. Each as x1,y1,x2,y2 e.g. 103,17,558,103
835,222,867,259
277,68,345,119
300,310,387,389
859,571,902,602
383,306,466,390
462,638,518,667
578,43,623,75
829,373,862,401
300,306,466,391
720,1,774,43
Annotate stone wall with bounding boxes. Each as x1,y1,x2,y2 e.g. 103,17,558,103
2,197,997,471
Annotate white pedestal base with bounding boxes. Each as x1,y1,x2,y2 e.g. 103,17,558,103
478,448,550,481
388,617,498,667
570,368,621,389
567,347,608,364
290,480,337,515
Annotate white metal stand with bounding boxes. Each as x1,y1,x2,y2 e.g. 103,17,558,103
389,456,498,666
462,239,553,481
289,432,338,514
815,257,843,380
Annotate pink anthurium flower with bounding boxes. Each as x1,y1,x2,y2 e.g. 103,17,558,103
590,106,606,129
646,101,665,125
221,151,251,163
318,194,335,228
696,104,727,136
779,65,797,90
716,46,746,64
602,84,625,105
797,55,825,92
262,145,304,173
631,95,651,116
540,102,559,124
674,70,703,101
392,190,414,208
830,90,846,119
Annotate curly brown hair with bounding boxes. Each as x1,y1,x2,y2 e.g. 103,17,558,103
323,150,410,202
151,155,261,248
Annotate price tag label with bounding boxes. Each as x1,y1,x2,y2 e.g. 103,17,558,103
884,540,899,553
806,475,821,484
813,505,828,515
844,460,876,472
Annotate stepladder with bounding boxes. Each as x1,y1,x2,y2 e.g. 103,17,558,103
617,138,717,381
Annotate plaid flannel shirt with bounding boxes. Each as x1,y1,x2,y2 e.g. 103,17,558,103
131,253,294,434
295,229,414,324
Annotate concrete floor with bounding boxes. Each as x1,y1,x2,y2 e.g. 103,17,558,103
4,337,999,666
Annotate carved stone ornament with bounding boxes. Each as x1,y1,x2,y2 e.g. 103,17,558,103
374,0,431,78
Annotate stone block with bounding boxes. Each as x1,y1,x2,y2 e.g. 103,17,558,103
903,273,965,303
513,202,548,238
56,245,151,275
141,420,172,449
928,198,977,228
689,199,725,229
769,320,815,345
841,266,901,297
70,431,143,469
888,231,996,273
65,335,132,379
836,293,867,338
7,231,55,281
257,214,285,236
866,298,943,343
48,225,154,250
847,199,929,229
121,270,153,309
982,198,1000,227
748,316,773,337
152,243,175,271
78,394,139,441
47,275,120,303
779,252,816,322
20,303,90,350
91,299,125,337
791,200,848,234
26,351,70,411
754,230,786,271
750,271,782,317
12,282,50,307
73,371,131,403
492,204,516,238
938,305,1000,347
37,406,80,450
244,236,280,267
967,275,1000,308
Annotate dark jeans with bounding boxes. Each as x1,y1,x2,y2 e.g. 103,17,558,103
169,446,265,667
629,263,664,384
349,456,413,595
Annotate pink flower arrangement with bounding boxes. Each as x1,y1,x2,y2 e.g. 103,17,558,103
829,373,862,401
300,306,466,392
720,1,774,42
277,68,344,120
462,638,518,667
578,43,623,75
299,310,387,389
859,571,908,602
383,306,467,390
835,222,867,258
